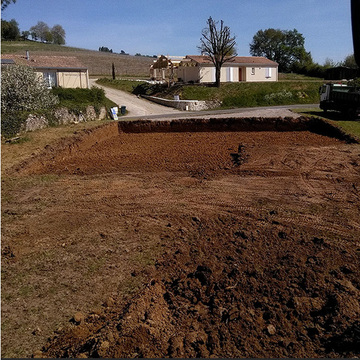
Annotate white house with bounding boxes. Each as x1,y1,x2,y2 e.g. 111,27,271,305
178,55,278,83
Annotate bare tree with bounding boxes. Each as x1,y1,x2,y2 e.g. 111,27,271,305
199,17,236,87
1,0,16,11
351,0,360,67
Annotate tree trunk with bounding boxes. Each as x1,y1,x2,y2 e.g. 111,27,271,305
215,65,221,88
112,63,116,80
352,0,360,67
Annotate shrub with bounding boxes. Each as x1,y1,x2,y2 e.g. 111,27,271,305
264,90,293,104
1,65,59,113
348,77,360,88
1,65,59,138
51,87,113,115
51,86,106,104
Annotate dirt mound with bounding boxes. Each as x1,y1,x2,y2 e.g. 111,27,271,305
41,214,360,358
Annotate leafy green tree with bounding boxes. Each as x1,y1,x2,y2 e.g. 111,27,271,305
250,28,311,72
51,24,66,45
199,17,237,87
44,30,53,43
1,0,16,10
342,54,358,69
1,19,20,40
30,21,50,42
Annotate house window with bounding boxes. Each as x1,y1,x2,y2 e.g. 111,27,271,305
265,67,272,78
43,71,57,88
251,67,255,75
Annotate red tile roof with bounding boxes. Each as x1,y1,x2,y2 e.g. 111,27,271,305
185,55,278,66
1,54,87,69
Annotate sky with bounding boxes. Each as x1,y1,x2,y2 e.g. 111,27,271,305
2,0,355,65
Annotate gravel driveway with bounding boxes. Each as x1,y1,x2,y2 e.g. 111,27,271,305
91,79,316,119
90,79,181,117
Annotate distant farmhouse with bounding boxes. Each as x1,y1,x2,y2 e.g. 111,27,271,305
1,52,90,89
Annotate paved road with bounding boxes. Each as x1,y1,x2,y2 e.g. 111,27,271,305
91,79,320,120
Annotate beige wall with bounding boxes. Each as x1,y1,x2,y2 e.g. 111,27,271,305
244,66,278,82
58,71,89,88
179,64,278,83
178,66,200,83
36,70,89,89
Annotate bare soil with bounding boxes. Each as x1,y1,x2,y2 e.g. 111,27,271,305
2,117,360,358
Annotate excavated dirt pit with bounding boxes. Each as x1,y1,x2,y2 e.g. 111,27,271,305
3,117,360,358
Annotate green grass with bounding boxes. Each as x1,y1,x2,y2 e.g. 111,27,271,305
1,40,87,54
278,73,324,81
294,108,360,140
334,120,360,139
96,78,146,93
182,81,323,107
52,87,116,110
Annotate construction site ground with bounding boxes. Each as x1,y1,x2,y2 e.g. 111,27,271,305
2,114,360,358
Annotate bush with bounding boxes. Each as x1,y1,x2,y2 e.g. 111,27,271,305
1,112,29,138
348,77,360,88
51,87,113,115
51,86,106,104
1,65,59,138
264,90,293,104
1,65,59,113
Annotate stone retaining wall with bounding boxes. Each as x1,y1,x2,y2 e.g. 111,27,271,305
23,106,108,132
142,95,219,111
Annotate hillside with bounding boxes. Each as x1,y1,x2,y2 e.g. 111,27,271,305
1,41,154,77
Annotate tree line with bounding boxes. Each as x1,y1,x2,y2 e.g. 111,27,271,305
249,28,357,76
1,19,66,45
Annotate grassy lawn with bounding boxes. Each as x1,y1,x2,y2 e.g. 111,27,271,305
335,120,360,138
294,107,360,140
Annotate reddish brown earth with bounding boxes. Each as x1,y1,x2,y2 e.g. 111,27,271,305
2,118,360,358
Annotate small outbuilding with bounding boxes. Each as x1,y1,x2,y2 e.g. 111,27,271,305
324,66,359,80
2,53,90,89
178,55,278,83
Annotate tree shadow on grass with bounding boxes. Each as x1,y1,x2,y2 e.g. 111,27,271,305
300,109,360,122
